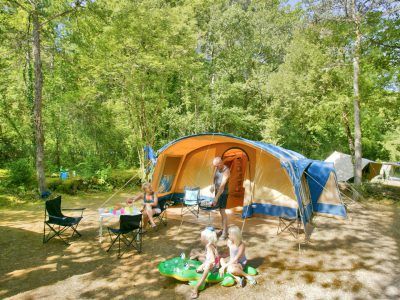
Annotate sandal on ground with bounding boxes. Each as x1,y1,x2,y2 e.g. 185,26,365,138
247,276,257,285
238,277,245,288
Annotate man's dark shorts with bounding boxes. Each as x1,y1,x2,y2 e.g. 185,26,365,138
217,193,228,209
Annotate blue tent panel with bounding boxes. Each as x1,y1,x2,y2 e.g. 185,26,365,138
242,203,297,219
307,161,347,218
314,203,347,217
307,161,331,205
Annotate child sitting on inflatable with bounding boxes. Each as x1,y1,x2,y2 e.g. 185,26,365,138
126,182,161,229
219,225,257,287
191,227,219,299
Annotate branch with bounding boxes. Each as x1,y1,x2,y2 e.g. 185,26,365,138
6,0,31,13
39,1,84,28
362,0,400,15
39,8,76,27
367,38,400,50
382,5,400,17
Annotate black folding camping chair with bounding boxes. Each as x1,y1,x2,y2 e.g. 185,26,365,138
180,187,201,218
107,214,143,258
153,196,172,228
43,195,85,245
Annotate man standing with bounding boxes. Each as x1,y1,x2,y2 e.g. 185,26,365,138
211,156,230,240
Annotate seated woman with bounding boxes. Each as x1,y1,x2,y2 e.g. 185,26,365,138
219,225,257,287
127,182,160,228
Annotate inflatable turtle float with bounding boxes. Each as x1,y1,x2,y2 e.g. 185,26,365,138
158,256,257,289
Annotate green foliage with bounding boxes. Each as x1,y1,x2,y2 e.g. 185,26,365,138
358,183,400,203
7,159,35,187
46,169,140,194
47,178,81,195
0,0,398,190
383,127,400,161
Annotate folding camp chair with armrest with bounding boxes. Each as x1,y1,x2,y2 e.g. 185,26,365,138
153,196,173,228
180,187,201,218
277,212,301,239
199,199,220,226
43,195,86,245
107,214,143,258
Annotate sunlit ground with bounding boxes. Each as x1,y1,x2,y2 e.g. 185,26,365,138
0,192,399,299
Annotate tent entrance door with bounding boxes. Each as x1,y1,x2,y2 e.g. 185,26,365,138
222,148,248,208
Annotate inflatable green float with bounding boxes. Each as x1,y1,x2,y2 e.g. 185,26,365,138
158,257,257,289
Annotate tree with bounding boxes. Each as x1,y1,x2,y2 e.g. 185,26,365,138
5,0,84,194
304,0,400,184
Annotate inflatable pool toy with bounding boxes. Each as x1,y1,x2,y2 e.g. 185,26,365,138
158,257,257,289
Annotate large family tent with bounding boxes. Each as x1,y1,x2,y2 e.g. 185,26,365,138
151,133,347,226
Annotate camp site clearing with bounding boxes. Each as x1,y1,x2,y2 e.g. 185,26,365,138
0,192,399,300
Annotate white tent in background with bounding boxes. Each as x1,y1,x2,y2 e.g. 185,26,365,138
325,151,378,182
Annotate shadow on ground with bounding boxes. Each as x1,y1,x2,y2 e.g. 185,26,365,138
0,194,399,299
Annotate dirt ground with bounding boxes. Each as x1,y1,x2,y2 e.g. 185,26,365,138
0,192,399,300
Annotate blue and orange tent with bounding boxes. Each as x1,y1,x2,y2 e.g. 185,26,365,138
151,133,346,226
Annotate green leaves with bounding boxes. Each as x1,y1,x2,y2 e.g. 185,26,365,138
1,0,398,176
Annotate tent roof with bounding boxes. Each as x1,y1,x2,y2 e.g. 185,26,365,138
157,132,305,161
381,162,400,167
325,151,373,181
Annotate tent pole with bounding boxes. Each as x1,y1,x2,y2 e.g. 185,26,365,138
241,147,260,233
304,171,353,205
99,173,140,208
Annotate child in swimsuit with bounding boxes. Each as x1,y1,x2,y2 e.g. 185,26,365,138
191,227,219,299
127,182,161,228
219,225,257,287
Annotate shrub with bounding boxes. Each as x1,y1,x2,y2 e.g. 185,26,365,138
108,169,141,188
46,168,141,194
8,159,35,187
47,177,84,195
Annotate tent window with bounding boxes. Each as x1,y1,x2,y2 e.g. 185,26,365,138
158,156,182,193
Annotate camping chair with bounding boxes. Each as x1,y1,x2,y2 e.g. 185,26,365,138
276,213,301,239
153,196,172,228
199,199,220,226
107,214,143,258
180,187,201,218
43,195,85,245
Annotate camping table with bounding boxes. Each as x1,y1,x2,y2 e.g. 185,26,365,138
98,208,141,243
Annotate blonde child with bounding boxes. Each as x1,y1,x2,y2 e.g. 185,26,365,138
190,227,219,299
127,182,160,228
219,225,257,287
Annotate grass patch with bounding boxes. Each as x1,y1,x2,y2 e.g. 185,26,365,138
358,183,400,205
340,182,400,205
0,190,41,208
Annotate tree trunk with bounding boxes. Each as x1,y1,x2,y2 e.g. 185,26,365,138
24,25,36,158
32,11,47,195
352,0,363,186
342,108,355,156
55,131,61,170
